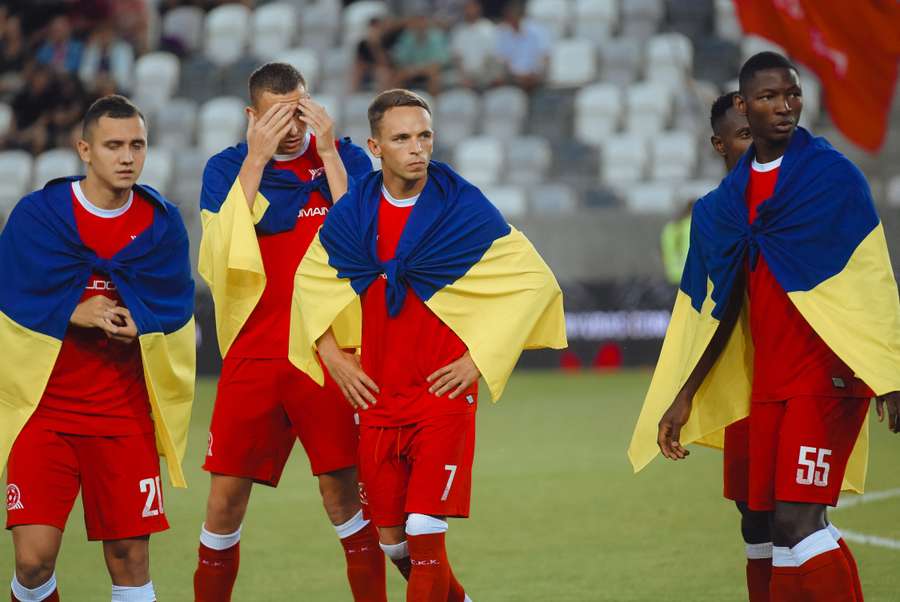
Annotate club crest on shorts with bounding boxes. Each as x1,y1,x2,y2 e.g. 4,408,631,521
6,484,23,510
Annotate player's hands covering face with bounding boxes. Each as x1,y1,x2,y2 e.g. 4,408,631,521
876,391,900,434
427,351,480,399
297,97,337,157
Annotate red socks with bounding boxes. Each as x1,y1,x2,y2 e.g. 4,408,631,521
193,542,240,602
747,557,772,602
407,533,452,602
340,521,387,602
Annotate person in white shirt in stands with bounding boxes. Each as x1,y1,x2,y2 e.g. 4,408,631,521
492,0,550,91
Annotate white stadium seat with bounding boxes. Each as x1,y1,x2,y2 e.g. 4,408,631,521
162,5,204,52
548,38,597,88
651,130,698,182
252,3,298,60
33,149,80,189
204,3,251,67
625,81,673,135
454,136,504,188
342,1,389,47
140,147,174,196
574,83,623,146
0,151,33,211
133,52,180,114
481,86,528,141
526,0,571,40
600,134,647,187
573,0,618,45
435,88,480,149
199,96,246,157
506,136,551,186
480,185,527,219
276,47,320,92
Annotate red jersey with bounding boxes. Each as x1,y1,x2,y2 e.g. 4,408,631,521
746,157,871,401
35,181,155,435
228,136,334,358
360,190,476,427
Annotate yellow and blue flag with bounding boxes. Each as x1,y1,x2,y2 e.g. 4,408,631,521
289,161,567,401
198,138,372,357
629,127,900,492
0,177,196,487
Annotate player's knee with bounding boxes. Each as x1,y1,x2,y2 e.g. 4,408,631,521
14,555,56,588
405,513,448,536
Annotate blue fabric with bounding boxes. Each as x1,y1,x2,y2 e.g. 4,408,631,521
0,177,194,340
200,137,372,234
682,127,879,319
319,161,511,316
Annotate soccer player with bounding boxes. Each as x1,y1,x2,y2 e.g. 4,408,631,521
194,62,382,601
289,89,567,601
652,52,900,601
1,95,195,602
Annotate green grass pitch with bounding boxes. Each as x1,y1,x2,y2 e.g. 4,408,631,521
2,371,899,600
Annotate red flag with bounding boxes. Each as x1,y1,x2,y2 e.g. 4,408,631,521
734,0,900,152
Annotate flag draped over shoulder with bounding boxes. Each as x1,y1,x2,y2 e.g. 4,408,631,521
198,138,372,357
628,127,900,493
0,177,196,487
289,161,567,401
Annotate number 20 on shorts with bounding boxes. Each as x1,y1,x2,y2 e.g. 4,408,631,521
796,446,831,487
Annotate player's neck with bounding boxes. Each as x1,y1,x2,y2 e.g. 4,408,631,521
382,171,426,200
81,173,131,210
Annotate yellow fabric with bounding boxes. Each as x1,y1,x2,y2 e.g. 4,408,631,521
0,310,62,476
139,318,197,488
198,177,270,357
289,227,567,401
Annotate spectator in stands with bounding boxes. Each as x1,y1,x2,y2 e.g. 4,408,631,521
391,14,451,96
79,22,134,93
351,17,396,93
35,15,84,75
493,0,550,91
451,0,497,89
0,9,26,97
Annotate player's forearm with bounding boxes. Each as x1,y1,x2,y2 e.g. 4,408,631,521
237,154,267,211
320,148,349,202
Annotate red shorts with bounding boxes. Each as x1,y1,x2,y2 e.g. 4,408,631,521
357,409,477,527
748,396,869,511
723,417,750,503
6,418,168,541
203,357,358,485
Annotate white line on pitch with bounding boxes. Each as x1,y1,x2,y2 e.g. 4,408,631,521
838,529,900,551
834,487,900,510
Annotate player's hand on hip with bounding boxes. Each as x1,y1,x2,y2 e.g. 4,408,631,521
102,306,138,344
246,102,296,164
70,295,119,330
427,352,480,399
876,391,900,434
658,389,693,460
297,97,337,156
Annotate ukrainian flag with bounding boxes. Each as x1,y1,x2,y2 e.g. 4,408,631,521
628,127,900,493
0,177,196,487
289,161,567,401
198,138,372,357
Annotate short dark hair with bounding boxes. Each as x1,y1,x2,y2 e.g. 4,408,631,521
248,62,307,105
710,91,739,132
368,89,431,135
82,94,144,139
738,51,797,94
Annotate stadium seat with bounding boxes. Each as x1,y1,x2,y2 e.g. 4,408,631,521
276,48,320,91
506,136,551,185
133,52,180,114
299,0,341,53
480,185,527,219
599,37,643,85
454,136,504,188
646,32,693,87
548,39,597,88
482,86,528,141
141,147,174,195
620,0,663,40
624,182,677,213
153,97,198,150
714,0,742,41
0,102,11,138
435,88,480,149
887,175,900,208
574,83,623,147
573,0,618,45
525,0,571,40
33,149,80,189
252,3,298,60
0,151,32,211
198,96,246,157
625,81,673,135
162,5,205,53
651,130,698,181
204,3,251,67
530,183,577,214
342,1,389,47
600,134,648,187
